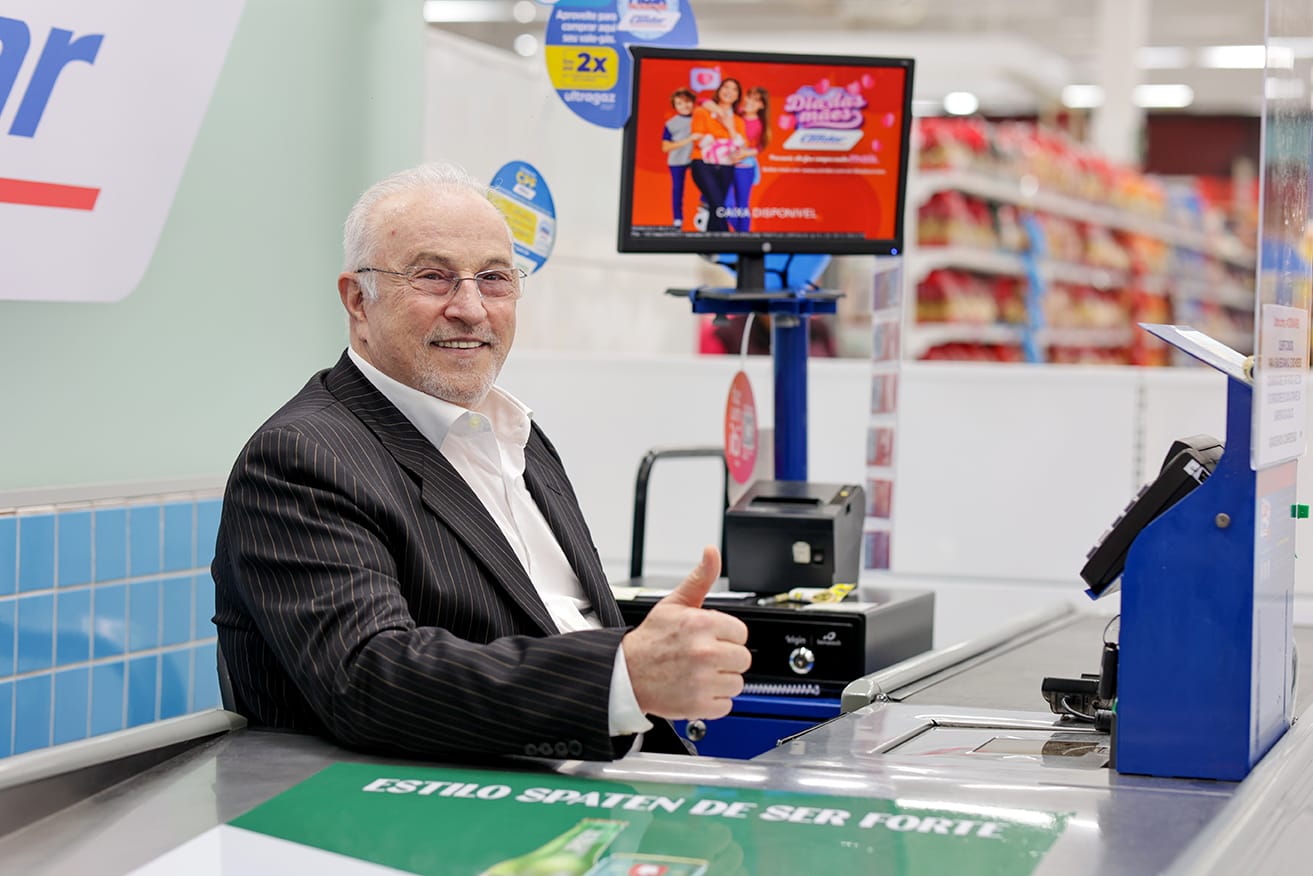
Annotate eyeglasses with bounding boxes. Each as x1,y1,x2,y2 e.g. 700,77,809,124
355,265,526,300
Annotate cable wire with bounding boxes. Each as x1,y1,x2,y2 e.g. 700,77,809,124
1061,695,1096,723
1103,613,1121,646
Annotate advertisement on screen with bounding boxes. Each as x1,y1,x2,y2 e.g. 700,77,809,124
617,47,914,256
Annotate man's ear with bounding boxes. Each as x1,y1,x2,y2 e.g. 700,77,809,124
339,272,367,323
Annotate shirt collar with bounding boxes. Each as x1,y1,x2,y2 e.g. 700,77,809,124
347,346,532,451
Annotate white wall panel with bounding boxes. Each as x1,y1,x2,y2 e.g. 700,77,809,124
504,352,1313,600
890,363,1140,582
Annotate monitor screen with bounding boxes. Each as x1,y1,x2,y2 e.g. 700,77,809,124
617,46,915,257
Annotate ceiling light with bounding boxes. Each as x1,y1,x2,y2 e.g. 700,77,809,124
1268,46,1296,69
423,1,513,24
1136,46,1188,70
1061,85,1104,109
1266,76,1305,100
942,91,979,115
513,32,539,56
1133,84,1194,108
512,1,537,24
1199,45,1267,69
1276,38,1313,59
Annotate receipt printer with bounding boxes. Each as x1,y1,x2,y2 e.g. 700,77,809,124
726,481,865,595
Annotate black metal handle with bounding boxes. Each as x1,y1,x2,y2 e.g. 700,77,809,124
629,446,730,580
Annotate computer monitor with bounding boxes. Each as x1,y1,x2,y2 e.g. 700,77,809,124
617,45,915,270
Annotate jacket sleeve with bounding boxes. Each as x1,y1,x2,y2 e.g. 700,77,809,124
217,423,627,762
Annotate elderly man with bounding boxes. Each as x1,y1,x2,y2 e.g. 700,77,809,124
212,163,750,761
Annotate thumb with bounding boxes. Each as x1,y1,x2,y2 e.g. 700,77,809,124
662,545,721,608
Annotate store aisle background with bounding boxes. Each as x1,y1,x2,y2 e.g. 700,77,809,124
0,2,1304,758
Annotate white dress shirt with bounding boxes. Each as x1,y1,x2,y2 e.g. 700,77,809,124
348,348,651,737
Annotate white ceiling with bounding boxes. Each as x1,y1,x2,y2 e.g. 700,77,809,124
432,0,1283,116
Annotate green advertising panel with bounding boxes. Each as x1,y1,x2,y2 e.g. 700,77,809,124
230,763,1068,875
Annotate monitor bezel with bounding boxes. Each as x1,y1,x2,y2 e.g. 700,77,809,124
616,44,916,258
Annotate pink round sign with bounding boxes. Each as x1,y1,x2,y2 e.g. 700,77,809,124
724,370,758,484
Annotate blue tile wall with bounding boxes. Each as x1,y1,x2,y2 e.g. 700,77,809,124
0,682,11,758
128,580,160,652
90,662,125,737
127,655,158,728
14,675,51,754
94,509,127,583
161,577,193,647
0,600,13,678
55,588,91,666
161,649,191,719
0,491,223,760
58,511,93,587
18,514,55,592
93,583,127,658
129,506,161,578
53,668,88,745
17,594,53,674
163,503,193,573
0,516,16,597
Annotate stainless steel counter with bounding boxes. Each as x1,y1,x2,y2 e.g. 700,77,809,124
1,612,1311,875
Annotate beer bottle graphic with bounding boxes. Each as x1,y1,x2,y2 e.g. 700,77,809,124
478,818,628,876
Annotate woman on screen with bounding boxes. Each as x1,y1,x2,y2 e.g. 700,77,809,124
689,77,746,232
726,86,770,232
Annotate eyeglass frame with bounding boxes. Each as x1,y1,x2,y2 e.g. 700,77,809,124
354,264,527,301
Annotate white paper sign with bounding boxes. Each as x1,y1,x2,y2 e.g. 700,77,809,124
1254,303,1308,468
0,0,245,302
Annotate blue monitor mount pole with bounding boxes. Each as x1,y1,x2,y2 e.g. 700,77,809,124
670,253,840,482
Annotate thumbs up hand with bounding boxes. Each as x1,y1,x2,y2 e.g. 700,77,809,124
622,546,751,720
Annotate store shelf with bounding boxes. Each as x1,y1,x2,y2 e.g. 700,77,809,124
911,169,1255,269
1172,276,1255,310
1044,326,1135,348
907,323,1136,359
908,130,1255,367
910,246,1026,281
909,323,1025,357
911,245,1130,290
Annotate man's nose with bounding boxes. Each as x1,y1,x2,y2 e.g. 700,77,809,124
441,277,488,319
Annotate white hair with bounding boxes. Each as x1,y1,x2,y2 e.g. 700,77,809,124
342,162,494,300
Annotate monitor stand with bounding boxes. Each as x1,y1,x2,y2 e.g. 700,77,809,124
668,252,840,481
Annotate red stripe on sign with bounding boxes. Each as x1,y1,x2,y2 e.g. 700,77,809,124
0,177,100,210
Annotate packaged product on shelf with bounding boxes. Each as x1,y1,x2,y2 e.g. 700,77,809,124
1084,225,1132,271
906,118,1257,368
916,269,1001,324
917,116,992,172
993,203,1029,253
917,191,997,249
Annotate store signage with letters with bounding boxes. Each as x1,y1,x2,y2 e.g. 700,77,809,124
0,0,244,302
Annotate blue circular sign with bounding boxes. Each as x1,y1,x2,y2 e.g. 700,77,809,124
544,0,698,129
488,161,557,275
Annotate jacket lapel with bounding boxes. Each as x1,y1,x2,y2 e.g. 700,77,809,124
323,353,557,636
524,426,625,628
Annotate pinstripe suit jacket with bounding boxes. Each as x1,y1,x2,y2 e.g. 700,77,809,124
213,353,687,761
